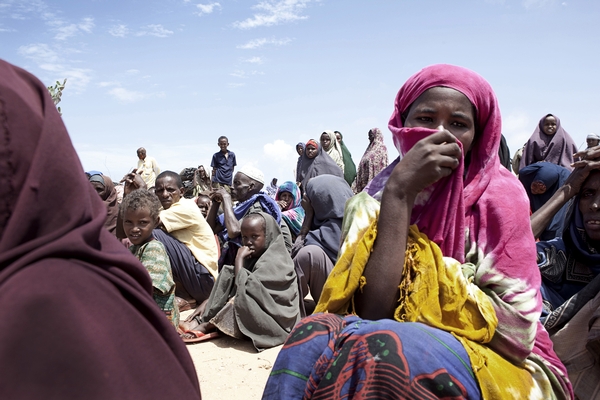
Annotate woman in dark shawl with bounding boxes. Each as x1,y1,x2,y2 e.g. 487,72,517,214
534,165,600,399
354,127,389,193
87,173,119,235
519,162,571,240
297,139,343,191
334,131,357,186
0,60,200,399
295,142,304,184
182,212,300,350
519,113,579,172
291,175,353,316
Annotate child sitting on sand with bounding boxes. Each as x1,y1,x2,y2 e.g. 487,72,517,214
180,212,300,350
122,189,179,328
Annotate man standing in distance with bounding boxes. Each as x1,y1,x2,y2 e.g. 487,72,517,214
211,136,236,193
136,147,160,188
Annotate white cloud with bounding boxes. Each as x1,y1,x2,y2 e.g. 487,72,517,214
98,81,119,88
18,43,93,91
126,69,140,75
54,17,95,40
236,37,291,49
230,70,264,78
109,24,129,37
196,2,221,16
263,139,295,163
243,56,263,64
108,87,147,103
108,87,165,103
136,24,173,38
234,0,313,29
228,82,246,88
522,0,556,8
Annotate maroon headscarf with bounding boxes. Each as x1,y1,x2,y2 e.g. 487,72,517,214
0,60,200,399
519,114,578,172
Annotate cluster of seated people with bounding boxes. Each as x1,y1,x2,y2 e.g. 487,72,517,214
6,57,600,399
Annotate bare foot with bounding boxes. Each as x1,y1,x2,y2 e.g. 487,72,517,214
180,322,216,340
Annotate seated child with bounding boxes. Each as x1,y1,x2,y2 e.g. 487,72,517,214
122,189,180,329
180,212,300,350
195,194,212,218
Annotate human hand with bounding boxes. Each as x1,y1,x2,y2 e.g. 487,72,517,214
564,159,600,198
290,234,306,258
236,246,254,261
574,146,600,162
276,200,288,210
386,128,461,199
300,193,312,212
121,169,147,196
209,188,230,203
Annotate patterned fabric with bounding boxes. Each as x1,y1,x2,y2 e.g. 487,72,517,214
275,181,305,236
263,314,482,399
519,114,579,172
131,240,179,328
355,128,388,193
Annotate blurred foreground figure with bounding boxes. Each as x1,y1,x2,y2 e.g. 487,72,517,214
0,59,201,400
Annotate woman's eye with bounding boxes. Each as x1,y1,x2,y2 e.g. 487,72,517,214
451,121,466,128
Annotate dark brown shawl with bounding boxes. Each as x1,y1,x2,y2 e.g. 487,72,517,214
0,59,200,399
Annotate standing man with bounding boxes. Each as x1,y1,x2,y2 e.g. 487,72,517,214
136,147,160,188
211,136,236,193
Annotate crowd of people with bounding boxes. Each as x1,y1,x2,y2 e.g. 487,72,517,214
3,57,600,399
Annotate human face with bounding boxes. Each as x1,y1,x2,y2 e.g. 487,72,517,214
231,172,255,202
305,144,318,159
587,139,600,148
137,149,146,160
368,130,375,142
218,138,229,153
530,180,547,195
154,176,183,209
579,171,600,247
123,207,157,246
320,133,332,151
241,217,267,258
404,86,476,153
91,181,104,196
335,133,341,143
296,145,303,156
279,191,293,209
542,116,558,136
196,197,211,218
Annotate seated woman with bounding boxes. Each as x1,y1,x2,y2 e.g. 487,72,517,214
0,59,200,398
275,181,305,242
193,165,212,195
519,162,571,240
529,154,600,399
298,139,343,191
519,113,578,172
87,172,119,235
181,212,300,350
292,174,353,316
263,64,572,399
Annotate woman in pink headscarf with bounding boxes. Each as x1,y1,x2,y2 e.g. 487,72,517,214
263,65,572,399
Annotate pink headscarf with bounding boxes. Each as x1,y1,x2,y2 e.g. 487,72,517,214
368,64,572,396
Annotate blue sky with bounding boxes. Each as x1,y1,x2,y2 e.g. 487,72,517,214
1,0,599,184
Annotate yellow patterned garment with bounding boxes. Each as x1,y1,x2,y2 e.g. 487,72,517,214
316,192,562,400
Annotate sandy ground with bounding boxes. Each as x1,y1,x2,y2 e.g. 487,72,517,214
181,310,282,400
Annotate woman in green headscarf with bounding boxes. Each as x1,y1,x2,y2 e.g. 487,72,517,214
335,131,357,186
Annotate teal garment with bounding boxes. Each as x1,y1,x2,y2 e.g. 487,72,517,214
131,240,179,328
337,133,357,186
